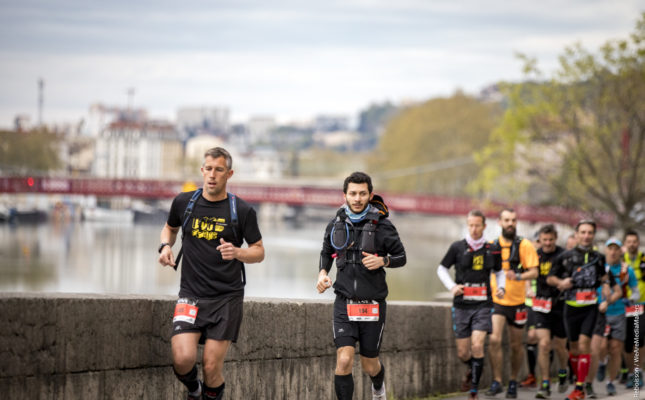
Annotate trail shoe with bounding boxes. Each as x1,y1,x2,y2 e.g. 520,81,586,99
520,374,537,388
620,368,629,384
566,388,585,400
606,381,616,396
469,390,479,400
584,382,596,399
506,380,518,399
535,382,551,399
372,382,386,400
626,373,635,389
485,380,503,397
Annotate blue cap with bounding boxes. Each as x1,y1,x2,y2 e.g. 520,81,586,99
605,237,622,247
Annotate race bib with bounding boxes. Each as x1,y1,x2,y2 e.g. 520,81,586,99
514,308,528,325
603,323,611,337
532,297,552,314
173,298,199,324
574,289,597,305
463,284,487,301
626,304,644,317
347,300,379,322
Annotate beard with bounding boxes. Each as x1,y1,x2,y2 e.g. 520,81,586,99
502,226,516,240
346,200,368,214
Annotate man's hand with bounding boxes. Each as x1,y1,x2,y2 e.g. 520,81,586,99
317,271,332,293
158,246,176,268
496,288,505,299
217,238,237,260
599,300,608,313
361,252,385,270
451,284,464,297
557,277,573,291
506,270,519,281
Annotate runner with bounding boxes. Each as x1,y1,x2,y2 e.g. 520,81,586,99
158,147,265,400
623,230,645,389
530,225,568,398
547,220,614,400
485,208,539,399
316,172,406,400
437,210,506,400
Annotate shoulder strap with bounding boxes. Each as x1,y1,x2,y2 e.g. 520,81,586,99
228,192,245,285
174,189,203,270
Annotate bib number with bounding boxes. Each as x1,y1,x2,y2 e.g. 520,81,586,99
575,289,597,305
347,300,379,322
514,309,528,325
173,298,199,324
626,304,644,317
463,284,487,301
532,297,552,313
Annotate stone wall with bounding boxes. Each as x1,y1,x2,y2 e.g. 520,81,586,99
0,293,513,399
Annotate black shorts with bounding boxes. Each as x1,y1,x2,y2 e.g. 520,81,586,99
625,313,645,352
592,312,609,338
452,305,492,339
333,296,386,358
492,303,528,329
171,295,244,343
527,308,537,330
534,301,567,338
563,303,598,342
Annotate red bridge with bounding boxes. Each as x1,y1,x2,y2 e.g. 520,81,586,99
0,176,613,227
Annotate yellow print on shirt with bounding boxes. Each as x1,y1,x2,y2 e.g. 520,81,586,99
472,255,484,270
540,261,551,276
191,217,226,241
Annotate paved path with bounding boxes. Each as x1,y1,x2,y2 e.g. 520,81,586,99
441,381,642,400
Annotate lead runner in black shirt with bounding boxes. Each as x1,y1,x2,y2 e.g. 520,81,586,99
158,147,264,400
437,210,505,400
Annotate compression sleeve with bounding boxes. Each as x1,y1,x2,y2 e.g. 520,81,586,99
494,269,506,290
437,265,456,291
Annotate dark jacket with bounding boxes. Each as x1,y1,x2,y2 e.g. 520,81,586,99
319,195,406,300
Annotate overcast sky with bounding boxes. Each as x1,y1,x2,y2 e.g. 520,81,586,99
0,0,641,128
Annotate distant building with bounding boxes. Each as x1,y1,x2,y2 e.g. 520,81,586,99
315,114,350,132
177,106,230,140
247,116,276,145
84,103,148,138
94,120,182,179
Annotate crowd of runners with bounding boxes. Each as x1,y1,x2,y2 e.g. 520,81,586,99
439,211,645,400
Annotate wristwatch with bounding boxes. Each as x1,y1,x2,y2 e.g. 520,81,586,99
158,242,170,253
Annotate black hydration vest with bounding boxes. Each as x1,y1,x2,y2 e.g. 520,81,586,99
330,210,379,269
495,236,523,271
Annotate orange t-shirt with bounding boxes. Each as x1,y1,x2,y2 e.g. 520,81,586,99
490,236,539,306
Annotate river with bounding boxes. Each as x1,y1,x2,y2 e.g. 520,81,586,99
0,207,498,302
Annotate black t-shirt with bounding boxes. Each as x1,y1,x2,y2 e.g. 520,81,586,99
549,246,607,304
440,239,502,308
536,246,565,300
167,191,262,299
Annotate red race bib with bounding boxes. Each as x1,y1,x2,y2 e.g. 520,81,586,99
626,304,644,317
575,289,597,305
347,301,379,322
173,301,199,324
463,285,487,301
532,297,552,313
514,309,528,325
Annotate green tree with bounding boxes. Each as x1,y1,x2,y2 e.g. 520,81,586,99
0,128,62,174
370,92,502,195
473,13,645,230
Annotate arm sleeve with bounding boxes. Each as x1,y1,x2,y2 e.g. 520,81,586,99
319,221,335,272
437,265,456,291
381,221,406,268
495,269,506,289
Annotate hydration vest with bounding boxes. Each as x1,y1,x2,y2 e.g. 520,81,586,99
495,236,524,271
330,207,381,269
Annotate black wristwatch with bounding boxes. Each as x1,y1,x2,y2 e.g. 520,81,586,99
158,242,170,253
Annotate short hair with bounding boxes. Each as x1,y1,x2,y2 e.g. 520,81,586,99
343,172,373,194
575,219,596,233
499,207,515,218
624,229,640,241
204,147,232,169
538,224,558,238
468,209,486,224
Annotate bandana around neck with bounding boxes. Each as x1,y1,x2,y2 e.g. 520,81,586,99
466,233,486,251
344,204,371,223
